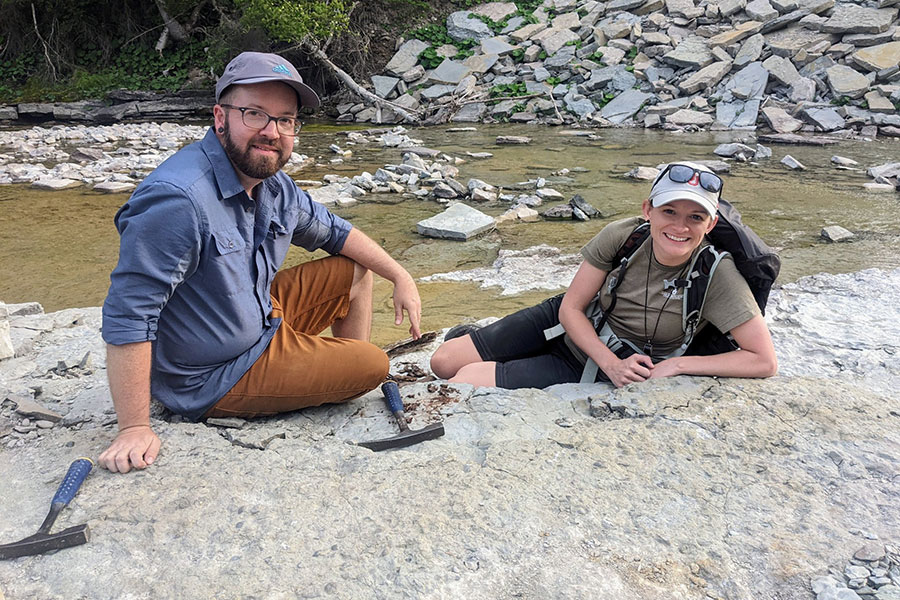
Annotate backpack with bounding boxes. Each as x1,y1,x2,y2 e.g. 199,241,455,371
544,198,780,382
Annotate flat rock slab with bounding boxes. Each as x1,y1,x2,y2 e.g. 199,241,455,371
758,133,840,145
447,11,494,42
826,65,871,99
663,36,714,68
92,181,136,194
428,60,472,85
31,178,81,190
471,2,518,22
416,203,496,240
852,41,900,72
384,40,431,77
600,89,652,124
821,225,854,242
1,268,900,600
496,135,531,144
820,4,898,34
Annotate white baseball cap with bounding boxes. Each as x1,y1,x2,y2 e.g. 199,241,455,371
648,161,721,218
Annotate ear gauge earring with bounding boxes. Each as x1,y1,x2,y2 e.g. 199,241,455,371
217,127,224,133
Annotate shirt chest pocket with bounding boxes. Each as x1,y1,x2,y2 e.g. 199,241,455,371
208,227,251,294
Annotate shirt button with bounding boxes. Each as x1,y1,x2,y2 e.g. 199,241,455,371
246,206,253,213
228,242,234,248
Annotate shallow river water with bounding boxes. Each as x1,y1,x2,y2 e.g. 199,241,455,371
1,122,899,346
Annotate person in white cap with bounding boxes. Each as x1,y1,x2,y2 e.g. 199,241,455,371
100,52,422,473
431,161,777,389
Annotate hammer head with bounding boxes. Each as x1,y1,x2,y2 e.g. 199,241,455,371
0,524,90,560
358,421,445,452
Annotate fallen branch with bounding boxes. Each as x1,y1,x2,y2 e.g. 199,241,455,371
31,3,57,82
307,45,422,124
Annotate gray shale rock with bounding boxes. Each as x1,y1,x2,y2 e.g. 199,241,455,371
1,267,900,599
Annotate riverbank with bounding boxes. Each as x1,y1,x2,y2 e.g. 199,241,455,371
0,266,898,599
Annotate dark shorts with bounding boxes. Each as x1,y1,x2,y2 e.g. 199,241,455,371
469,294,596,389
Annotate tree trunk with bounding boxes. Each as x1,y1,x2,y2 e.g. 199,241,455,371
154,0,189,43
306,45,421,125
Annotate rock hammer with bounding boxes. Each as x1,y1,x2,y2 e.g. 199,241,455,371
358,381,444,451
0,457,93,560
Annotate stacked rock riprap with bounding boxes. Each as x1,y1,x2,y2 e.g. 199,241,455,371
342,0,899,136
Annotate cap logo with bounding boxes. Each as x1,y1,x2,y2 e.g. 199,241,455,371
688,173,699,186
272,64,291,75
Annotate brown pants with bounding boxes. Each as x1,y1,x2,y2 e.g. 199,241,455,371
204,256,389,418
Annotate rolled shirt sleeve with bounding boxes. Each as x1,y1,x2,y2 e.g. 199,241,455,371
290,186,352,255
102,183,201,345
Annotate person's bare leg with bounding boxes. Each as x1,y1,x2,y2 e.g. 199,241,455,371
430,335,483,379
449,361,497,387
331,263,373,340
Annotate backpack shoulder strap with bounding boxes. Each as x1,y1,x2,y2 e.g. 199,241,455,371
679,245,729,348
544,222,651,342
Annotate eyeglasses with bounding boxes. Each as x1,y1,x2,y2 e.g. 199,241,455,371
656,163,723,197
220,104,302,136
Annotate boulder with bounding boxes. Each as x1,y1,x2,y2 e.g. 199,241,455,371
725,61,770,99
666,109,715,126
802,106,846,131
428,61,473,85
600,89,653,124
540,28,581,55
663,36,715,68
416,203,496,240
371,75,399,99
471,2,518,22
384,40,431,77
820,5,898,34
851,41,900,72
821,225,854,242
678,61,732,94
447,11,494,42
762,55,801,87
825,65,871,99
734,34,766,68
746,0,779,21
762,106,804,132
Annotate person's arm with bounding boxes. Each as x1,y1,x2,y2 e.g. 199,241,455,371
559,261,655,387
98,342,161,473
338,227,422,339
650,314,778,379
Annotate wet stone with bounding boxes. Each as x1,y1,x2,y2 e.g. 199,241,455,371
822,225,854,242
781,154,806,169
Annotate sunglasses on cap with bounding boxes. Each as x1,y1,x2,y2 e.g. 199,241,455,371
655,163,724,198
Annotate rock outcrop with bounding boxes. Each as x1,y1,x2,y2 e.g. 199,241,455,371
0,267,898,600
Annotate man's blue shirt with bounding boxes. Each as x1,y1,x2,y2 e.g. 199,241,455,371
102,128,352,420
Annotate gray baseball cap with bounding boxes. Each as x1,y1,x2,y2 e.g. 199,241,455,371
215,52,321,109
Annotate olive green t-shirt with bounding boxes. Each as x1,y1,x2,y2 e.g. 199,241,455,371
564,217,760,364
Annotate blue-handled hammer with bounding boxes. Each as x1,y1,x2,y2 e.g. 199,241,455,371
358,381,444,452
0,457,93,560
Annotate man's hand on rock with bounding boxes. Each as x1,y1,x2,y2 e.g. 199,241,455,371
99,424,160,474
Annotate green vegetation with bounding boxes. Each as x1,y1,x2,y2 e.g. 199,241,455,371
595,91,617,109
0,0,449,103
489,82,527,98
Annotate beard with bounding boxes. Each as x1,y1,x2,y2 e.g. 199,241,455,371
221,122,291,180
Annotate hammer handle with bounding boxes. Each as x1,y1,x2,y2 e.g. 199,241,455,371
381,381,405,414
51,458,93,506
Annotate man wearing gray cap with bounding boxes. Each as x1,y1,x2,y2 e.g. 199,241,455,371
99,52,422,473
